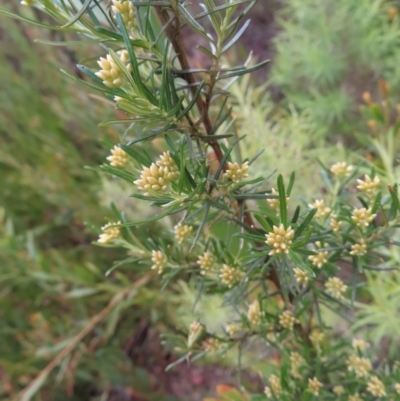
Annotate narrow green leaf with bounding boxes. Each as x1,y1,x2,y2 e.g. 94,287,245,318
176,81,205,120
62,0,93,28
178,3,205,32
119,144,152,167
221,19,251,53
254,214,272,232
0,7,69,30
100,164,136,182
288,250,316,278
277,175,287,227
287,172,295,196
190,204,211,251
295,208,317,239
217,59,269,80
291,206,300,224
117,205,186,227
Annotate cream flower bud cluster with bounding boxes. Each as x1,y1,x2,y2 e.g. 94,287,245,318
224,161,249,183
202,338,220,352
225,323,239,337
333,385,345,396
266,331,276,343
395,383,400,394
308,251,328,268
293,267,309,287
111,0,136,30
352,338,369,351
267,188,289,211
157,151,179,180
134,163,168,194
197,251,215,275
350,239,367,256
351,208,376,228
307,377,323,396
325,277,347,299
366,376,386,397
151,250,167,274
21,0,35,5
309,199,331,219
279,310,297,330
96,50,132,88
219,264,242,288
330,214,343,233
107,145,130,167
357,174,380,195
98,221,121,243
264,375,282,398
247,299,262,326
330,161,353,178
174,223,192,244
134,152,179,195
348,394,363,401
309,329,324,347
347,354,372,378
189,321,202,334
290,352,304,378
265,224,294,256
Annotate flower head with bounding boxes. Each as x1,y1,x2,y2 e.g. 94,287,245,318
330,213,343,233
247,299,262,326
310,329,324,348
366,376,386,397
224,161,249,183
174,223,193,244
330,162,353,178
308,251,328,269
352,338,369,352
151,250,167,274
293,267,309,287
107,145,130,167
98,221,120,243
265,375,281,398
267,188,289,211
348,394,363,401
350,239,367,256
325,277,347,300
307,377,323,396
225,323,239,338
21,0,35,5
290,352,304,378
219,264,242,288
134,163,168,194
347,355,371,378
265,224,294,255
357,174,380,195
279,310,297,330
156,151,179,180
351,208,376,228
96,50,132,88
197,251,215,275
309,199,331,220
266,332,277,343
111,0,137,30
202,338,220,352
333,385,345,396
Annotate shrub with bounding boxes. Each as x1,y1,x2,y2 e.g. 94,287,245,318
3,1,400,400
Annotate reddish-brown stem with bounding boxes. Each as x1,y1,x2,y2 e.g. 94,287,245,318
155,4,310,343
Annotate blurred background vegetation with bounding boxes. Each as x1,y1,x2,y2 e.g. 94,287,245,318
2,0,400,400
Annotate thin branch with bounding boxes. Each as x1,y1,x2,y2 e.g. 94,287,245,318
16,274,152,401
